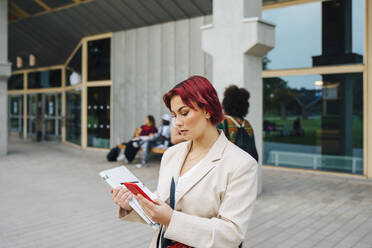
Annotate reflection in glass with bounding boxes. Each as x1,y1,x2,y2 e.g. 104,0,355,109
27,94,38,139
26,93,62,141
262,0,364,70
28,69,62,89
8,95,23,137
66,89,82,145
88,38,111,81
8,74,23,90
43,93,62,140
88,87,110,148
66,46,82,86
263,73,363,174
45,119,56,137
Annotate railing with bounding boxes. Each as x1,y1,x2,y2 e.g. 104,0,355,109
267,150,363,174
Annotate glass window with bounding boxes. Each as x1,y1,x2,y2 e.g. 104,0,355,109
9,95,23,116
8,74,24,90
88,87,110,148
262,0,364,70
66,46,82,86
66,88,82,145
28,69,62,89
88,38,111,81
263,73,363,174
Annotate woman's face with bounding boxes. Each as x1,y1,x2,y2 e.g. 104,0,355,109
145,117,150,126
170,95,210,141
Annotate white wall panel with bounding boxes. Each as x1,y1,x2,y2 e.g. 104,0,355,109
113,17,210,142
113,32,125,145
161,22,176,100
204,15,213,82
124,29,137,140
189,17,205,76
175,19,190,82
136,27,148,126
148,24,162,124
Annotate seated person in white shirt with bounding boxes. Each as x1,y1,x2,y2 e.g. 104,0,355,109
136,114,172,168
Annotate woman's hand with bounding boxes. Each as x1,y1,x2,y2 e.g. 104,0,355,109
110,187,133,211
135,194,173,226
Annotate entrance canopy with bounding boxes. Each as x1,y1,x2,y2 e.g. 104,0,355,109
8,0,278,70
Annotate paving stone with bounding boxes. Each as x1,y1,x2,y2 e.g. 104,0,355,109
2,138,372,248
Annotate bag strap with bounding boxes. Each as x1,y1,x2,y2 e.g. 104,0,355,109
225,115,244,128
170,177,175,209
157,177,176,248
224,119,230,140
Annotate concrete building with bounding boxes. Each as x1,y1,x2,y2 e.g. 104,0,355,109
4,0,372,183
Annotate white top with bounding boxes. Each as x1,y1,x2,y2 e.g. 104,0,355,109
160,125,171,139
175,158,204,201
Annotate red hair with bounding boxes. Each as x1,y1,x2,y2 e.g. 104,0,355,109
163,76,224,125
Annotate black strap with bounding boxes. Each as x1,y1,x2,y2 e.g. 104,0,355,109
170,177,176,209
157,177,176,248
224,119,230,140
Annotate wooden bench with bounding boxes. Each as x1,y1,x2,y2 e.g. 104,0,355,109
117,144,166,154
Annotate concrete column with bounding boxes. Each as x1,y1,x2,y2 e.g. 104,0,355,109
201,0,275,194
0,0,12,156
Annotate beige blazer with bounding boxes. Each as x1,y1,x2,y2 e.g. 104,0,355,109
119,131,258,248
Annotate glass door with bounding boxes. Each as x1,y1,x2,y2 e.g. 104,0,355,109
27,93,62,141
8,95,23,137
27,94,38,140
43,93,62,141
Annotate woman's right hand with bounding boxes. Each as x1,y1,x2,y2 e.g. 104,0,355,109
110,187,133,211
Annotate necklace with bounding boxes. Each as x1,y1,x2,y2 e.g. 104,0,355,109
187,143,208,161
187,151,206,161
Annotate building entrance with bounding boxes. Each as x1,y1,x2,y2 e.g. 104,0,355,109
27,93,62,141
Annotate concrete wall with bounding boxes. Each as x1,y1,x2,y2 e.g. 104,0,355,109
0,0,11,156
113,16,212,143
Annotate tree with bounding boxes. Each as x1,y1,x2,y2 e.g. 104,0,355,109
264,77,295,120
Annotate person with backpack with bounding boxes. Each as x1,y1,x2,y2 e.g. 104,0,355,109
217,85,259,162
135,114,172,168
115,115,158,163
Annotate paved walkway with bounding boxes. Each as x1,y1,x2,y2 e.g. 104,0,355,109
1,138,372,248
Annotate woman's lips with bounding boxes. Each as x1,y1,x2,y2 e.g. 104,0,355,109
180,130,188,135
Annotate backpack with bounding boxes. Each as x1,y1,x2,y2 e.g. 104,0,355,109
124,140,141,162
224,117,259,162
106,146,119,162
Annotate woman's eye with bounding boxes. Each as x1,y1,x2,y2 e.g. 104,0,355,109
181,112,188,116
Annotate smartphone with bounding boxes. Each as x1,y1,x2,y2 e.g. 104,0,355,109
123,182,157,205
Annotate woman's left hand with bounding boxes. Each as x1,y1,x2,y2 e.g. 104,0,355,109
135,194,173,226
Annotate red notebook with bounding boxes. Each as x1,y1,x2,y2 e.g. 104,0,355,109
123,182,157,205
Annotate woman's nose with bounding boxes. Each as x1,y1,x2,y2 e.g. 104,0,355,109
173,117,183,127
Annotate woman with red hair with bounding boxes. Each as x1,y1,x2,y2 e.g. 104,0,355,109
111,76,258,248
